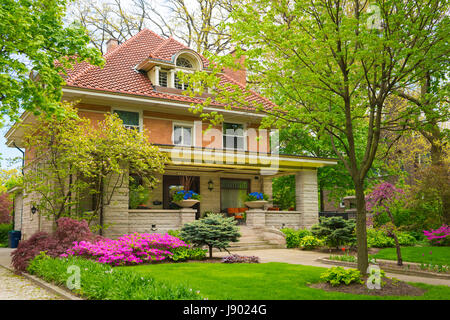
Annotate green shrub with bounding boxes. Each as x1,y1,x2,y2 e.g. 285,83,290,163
320,267,363,286
180,213,240,258
367,228,417,248
0,223,13,246
397,232,417,246
281,228,312,248
299,235,323,250
170,246,207,262
27,253,204,300
311,217,356,248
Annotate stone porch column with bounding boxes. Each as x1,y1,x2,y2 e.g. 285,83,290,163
103,171,129,238
262,176,273,210
295,170,319,229
180,208,196,227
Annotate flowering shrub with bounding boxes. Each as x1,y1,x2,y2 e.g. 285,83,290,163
11,217,103,272
28,253,204,300
245,192,269,201
173,190,201,202
222,254,259,263
423,224,450,246
65,232,189,266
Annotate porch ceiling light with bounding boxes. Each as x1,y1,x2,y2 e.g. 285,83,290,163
208,180,214,191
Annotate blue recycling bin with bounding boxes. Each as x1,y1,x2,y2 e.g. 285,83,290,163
8,231,21,248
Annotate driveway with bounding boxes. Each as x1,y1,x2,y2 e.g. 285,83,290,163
216,248,450,287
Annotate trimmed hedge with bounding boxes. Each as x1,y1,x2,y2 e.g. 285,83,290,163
27,253,205,300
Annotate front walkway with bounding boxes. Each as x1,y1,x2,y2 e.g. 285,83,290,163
216,248,450,287
0,248,62,300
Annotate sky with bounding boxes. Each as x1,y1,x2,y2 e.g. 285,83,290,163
0,119,22,170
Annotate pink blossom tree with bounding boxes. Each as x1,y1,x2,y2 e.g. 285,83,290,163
366,182,405,266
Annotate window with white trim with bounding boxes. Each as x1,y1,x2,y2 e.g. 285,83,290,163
114,110,140,130
174,74,189,90
159,71,168,87
173,125,193,146
223,122,244,150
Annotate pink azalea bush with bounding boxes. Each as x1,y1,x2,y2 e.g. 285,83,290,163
423,224,450,246
64,232,189,266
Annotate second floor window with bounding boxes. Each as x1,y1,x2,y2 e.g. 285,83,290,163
173,125,193,146
114,110,140,130
223,122,244,150
159,71,168,87
174,74,189,90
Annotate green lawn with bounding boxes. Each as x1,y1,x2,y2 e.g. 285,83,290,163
372,246,450,265
118,262,450,300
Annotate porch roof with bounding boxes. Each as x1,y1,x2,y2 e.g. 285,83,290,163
157,145,337,175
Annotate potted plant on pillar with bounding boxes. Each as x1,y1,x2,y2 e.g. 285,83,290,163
173,190,201,208
244,192,269,209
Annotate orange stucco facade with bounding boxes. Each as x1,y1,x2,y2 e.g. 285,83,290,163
74,103,270,152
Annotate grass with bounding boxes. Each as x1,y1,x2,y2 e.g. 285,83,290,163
118,262,450,300
372,246,450,265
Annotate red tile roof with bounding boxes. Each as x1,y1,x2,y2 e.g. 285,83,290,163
64,29,275,111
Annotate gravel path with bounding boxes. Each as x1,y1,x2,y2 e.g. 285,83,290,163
0,267,61,300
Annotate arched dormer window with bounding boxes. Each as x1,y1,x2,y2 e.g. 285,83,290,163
176,57,193,69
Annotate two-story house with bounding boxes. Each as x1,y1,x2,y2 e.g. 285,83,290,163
5,29,337,240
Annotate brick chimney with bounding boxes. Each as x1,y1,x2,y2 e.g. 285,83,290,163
106,38,119,53
224,48,247,85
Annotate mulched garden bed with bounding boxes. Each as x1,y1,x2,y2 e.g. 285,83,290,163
319,258,450,279
309,277,427,296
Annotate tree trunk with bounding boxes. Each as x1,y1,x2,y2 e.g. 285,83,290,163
386,209,403,266
209,245,213,258
99,176,104,236
392,233,403,266
355,183,369,274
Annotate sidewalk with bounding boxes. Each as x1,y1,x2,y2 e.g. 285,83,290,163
0,248,61,300
216,248,450,287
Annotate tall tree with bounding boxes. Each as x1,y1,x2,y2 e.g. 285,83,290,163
0,0,103,121
184,0,449,273
69,0,234,54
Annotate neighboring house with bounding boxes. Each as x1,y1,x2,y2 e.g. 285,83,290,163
5,29,337,240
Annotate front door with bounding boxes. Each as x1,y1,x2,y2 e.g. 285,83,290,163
163,175,200,219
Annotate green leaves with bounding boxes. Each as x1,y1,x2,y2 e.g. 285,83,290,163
180,213,241,257
0,0,104,121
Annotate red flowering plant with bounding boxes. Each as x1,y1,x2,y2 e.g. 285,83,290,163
423,224,450,246
366,182,405,266
11,217,104,272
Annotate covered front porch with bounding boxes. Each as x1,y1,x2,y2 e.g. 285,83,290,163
103,146,337,238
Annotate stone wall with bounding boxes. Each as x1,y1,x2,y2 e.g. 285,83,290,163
246,209,304,230
265,212,303,229
128,209,196,234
